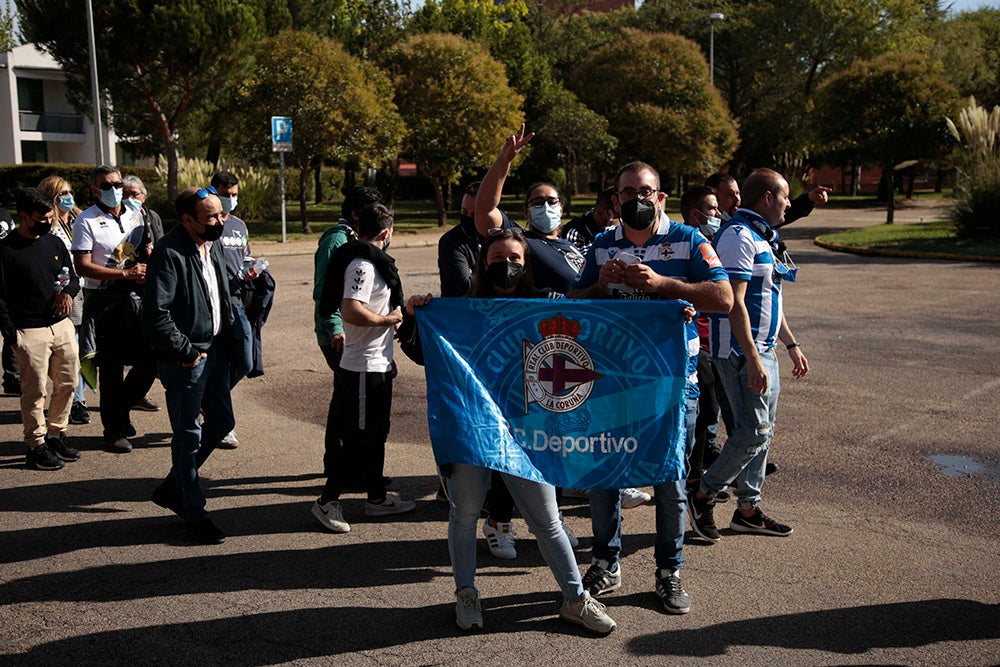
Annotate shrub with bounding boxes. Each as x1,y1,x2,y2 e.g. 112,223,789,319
946,97,1000,239
149,157,279,223
0,163,158,210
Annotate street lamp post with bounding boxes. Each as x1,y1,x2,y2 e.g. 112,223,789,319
709,12,724,88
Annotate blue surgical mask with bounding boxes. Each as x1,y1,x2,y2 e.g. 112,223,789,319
699,215,722,237
124,197,143,213
219,196,237,214
773,251,798,282
100,187,123,209
57,195,75,212
529,203,561,234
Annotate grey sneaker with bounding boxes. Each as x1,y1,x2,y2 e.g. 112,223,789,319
455,587,483,630
582,559,621,596
365,493,416,516
312,500,350,533
655,569,691,614
559,591,616,634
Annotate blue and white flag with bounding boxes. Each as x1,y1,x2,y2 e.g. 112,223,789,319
416,298,690,489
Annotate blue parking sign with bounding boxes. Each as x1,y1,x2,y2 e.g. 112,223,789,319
271,116,292,152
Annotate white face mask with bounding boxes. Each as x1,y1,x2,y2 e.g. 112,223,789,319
124,197,144,213
219,196,237,214
699,214,722,237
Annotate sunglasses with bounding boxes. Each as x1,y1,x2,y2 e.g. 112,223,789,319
99,181,124,191
196,185,218,199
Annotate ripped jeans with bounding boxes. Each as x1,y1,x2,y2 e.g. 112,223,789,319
700,349,780,508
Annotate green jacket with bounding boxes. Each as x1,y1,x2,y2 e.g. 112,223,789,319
313,222,356,346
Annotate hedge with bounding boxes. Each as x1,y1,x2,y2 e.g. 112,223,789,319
0,163,160,211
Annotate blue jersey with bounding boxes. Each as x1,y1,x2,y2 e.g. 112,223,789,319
709,209,783,358
575,216,728,395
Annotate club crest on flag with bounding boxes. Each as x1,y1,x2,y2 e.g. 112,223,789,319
522,313,602,414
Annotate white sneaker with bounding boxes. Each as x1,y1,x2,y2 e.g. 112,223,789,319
562,488,590,499
482,519,517,559
559,512,580,548
620,487,652,509
312,500,350,533
455,587,483,630
364,493,416,516
559,591,616,634
218,430,239,449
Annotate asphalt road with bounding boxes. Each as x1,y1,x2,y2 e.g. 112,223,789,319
1,199,997,666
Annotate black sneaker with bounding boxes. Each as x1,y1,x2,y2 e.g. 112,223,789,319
687,492,721,542
69,401,91,425
185,518,226,544
46,433,80,462
4,380,21,396
730,507,793,536
26,444,64,471
654,570,691,614
714,489,731,503
582,559,621,596
765,461,779,476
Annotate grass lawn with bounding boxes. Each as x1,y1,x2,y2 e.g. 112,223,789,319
817,221,1000,260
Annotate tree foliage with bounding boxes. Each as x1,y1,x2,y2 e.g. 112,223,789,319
569,30,737,185
230,30,405,232
384,32,524,226
812,52,959,222
16,0,264,201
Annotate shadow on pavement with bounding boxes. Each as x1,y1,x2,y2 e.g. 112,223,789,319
626,598,1000,656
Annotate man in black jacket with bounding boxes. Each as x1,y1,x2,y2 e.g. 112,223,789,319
142,186,236,544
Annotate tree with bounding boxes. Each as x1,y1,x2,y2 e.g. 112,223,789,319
16,0,263,202
812,52,959,223
384,33,524,226
569,30,738,187
229,30,404,232
931,8,1000,110
0,0,15,52
534,87,616,210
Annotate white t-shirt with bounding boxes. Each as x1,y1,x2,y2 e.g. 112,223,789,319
340,257,394,373
71,204,143,290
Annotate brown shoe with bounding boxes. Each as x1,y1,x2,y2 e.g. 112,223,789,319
131,397,160,412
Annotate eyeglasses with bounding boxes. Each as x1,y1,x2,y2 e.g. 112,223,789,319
99,181,124,191
58,189,73,196
196,185,218,199
617,187,658,201
527,197,560,208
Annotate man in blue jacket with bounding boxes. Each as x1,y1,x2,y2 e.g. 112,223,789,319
142,186,236,544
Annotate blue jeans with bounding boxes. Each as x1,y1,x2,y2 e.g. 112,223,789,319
157,342,235,521
590,395,698,572
446,463,583,601
701,350,780,508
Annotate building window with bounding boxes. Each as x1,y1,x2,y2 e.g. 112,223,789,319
17,78,45,113
21,141,49,163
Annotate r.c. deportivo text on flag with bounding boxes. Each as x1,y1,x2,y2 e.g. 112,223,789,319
415,298,690,490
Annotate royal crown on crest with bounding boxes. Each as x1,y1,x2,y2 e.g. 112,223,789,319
538,313,580,339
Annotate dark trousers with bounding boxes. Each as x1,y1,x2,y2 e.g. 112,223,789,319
324,367,392,502
98,353,157,441
2,333,18,388
690,350,721,477
158,343,235,521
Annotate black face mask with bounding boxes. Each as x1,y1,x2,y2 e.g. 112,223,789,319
197,222,224,242
486,260,525,290
30,220,52,236
460,214,475,228
620,198,657,230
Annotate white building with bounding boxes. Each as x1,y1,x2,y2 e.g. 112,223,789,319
0,43,119,165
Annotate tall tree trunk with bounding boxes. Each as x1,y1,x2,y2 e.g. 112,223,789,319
313,160,323,204
165,135,179,204
206,135,222,169
884,163,895,224
299,164,311,234
429,174,446,227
